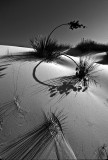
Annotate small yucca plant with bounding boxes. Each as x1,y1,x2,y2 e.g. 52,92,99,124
74,56,100,91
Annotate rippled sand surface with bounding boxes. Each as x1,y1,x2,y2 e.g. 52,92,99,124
0,45,108,159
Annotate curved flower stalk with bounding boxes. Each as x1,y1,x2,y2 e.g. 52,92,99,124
0,21,86,64
0,109,77,160
29,20,86,68
30,20,86,66
46,20,86,47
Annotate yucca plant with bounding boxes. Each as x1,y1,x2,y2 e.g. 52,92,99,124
30,36,71,62
74,56,100,91
0,108,77,160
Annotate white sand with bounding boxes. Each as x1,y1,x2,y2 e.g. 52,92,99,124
0,45,108,159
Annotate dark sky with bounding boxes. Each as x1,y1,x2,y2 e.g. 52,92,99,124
0,0,108,47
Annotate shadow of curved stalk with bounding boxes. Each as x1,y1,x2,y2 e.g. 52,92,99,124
32,56,100,105
32,54,78,86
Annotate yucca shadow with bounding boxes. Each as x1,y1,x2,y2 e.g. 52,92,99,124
0,64,10,78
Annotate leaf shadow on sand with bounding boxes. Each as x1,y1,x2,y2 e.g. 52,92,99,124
0,64,10,78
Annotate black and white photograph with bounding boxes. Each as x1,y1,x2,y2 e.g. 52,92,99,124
0,0,108,159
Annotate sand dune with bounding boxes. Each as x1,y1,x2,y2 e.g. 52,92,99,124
0,45,34,56
0,46,108,159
